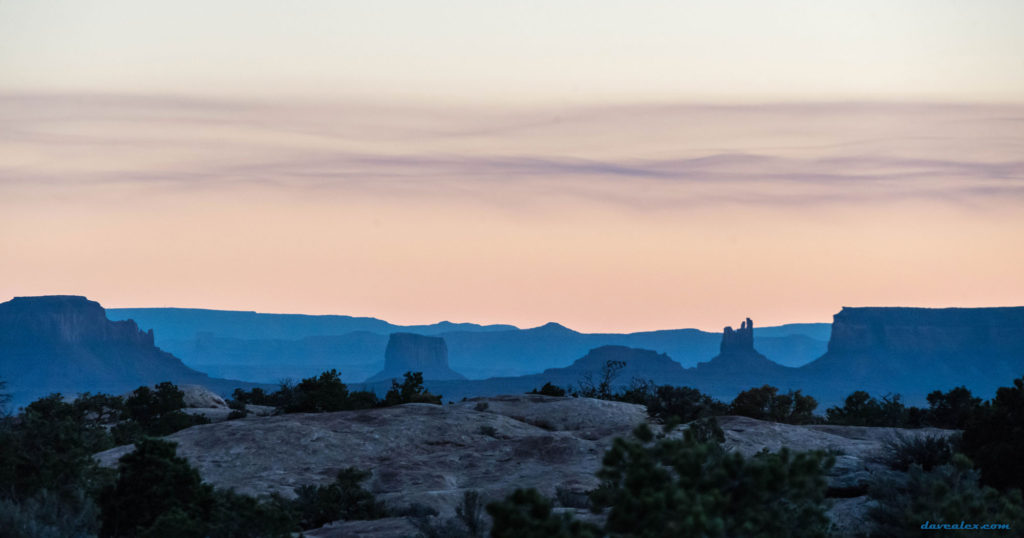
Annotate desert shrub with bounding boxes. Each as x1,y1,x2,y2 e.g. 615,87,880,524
591,423,833,538
112,383,210,444
284,369,351,413
457,490,487,537
868,453,1024,537
872,432,960,472
347,390,382,410
574,360,626,400
290,467,388,529
555,486,590,510
529,383,567,397
924,386,982,429
226,409,247,420
410,491,486,538
0,393,115,498
384,371,442,406
961,376,1024,492
474,401,490,412
730,385,818,424
99,437,324,536
825,391,915,427
487,488,601,538
479,425,499,438
0,487,101,538
231,387,277,407
99,437,215,536
684,416,726,444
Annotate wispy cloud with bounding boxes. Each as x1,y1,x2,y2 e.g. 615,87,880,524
2,93,1023,209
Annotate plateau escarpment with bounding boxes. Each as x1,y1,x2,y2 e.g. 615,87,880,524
0,295,259,407
800,306,1024,402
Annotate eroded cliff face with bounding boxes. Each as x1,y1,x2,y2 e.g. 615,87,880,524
0,295,154,347
798,307,1024,404
826,307,1024,355
0,295,257,407
696,318,791,377
366,333,466,382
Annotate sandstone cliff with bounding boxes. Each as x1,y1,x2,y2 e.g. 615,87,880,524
0,295,260,407
799,306,1024,402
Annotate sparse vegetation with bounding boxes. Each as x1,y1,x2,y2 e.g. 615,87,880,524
961,375,1024,492
385,371,443,406
590,423,834,538
729,384,819,424
290,467,389,529
871,432,960,472
487,488,600,538
529,382,566,397
868,453,1024,537
231,369,443,413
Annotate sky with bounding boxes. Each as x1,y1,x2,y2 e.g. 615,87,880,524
1,1,1023,332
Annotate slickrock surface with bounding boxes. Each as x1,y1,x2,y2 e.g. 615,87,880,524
96,395,647,516
95,396,957,537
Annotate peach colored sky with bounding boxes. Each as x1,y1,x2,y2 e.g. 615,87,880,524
2,95,1022,332
2,2,1023,332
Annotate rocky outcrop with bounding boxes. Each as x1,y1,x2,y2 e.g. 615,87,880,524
96,395,646,516
695,318,792,377
366,333,466,382
720,317,755,353
0,295,262,407
94,398,954,537
180,384,229,409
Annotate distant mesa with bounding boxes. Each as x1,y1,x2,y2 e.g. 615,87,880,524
0,295,259,408
365,332,467,383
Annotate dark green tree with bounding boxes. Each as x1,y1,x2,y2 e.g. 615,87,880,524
730,385,818,424
285,369,351,413
869,453,1024,536
591,423,833,538
99,438,214,537
528,382,567,397
925,386,982,429
384,372,442,406
487,488,600,538
961,376,1024,492
290,468,388,529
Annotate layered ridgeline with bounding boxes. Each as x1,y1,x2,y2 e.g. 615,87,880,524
0,296,260,408
360,309,1024,407
107,308,829,382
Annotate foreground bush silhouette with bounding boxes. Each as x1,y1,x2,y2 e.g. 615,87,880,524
590,422,833,538
528,382,566,397
292,467,389,529
868,453,1024,537
924,386,982,429
872,432,960,472
825,391,918,427
729,385,818,424
385,371,442,405
961,375,1024,492
487,488,600,538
